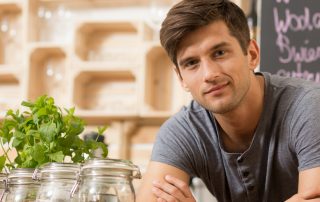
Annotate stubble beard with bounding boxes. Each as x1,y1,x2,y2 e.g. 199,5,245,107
200,82,251,115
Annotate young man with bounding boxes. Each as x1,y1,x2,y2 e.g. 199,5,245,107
137,0,320,201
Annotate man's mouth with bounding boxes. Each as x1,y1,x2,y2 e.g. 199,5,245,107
203,82,228,95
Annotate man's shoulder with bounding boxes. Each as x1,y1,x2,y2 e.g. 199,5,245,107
167,100,208,125
159,100,214,136
262,72,320,103
266,72,320,91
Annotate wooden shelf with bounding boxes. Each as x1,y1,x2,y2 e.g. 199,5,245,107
0,65,20,74
73,69,138,115
0,2,22,11
74,21,142,63
27,46,70,107
73,59,141,73
0,72,20,118
143,45,174,112
0,2,24,65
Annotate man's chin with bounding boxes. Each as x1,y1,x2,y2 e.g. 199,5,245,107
202,102,236,114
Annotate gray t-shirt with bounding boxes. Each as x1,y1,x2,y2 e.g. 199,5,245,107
151,72,320,202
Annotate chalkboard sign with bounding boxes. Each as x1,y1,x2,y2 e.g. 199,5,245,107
260,0,320,82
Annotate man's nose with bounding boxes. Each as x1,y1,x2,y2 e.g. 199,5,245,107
202,59,220,82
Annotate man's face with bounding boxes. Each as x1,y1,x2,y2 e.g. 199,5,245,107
176,21,257,114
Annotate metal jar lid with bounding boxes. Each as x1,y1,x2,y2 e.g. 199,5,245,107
8,168,38,185
34,162,80,181
80,158,141,179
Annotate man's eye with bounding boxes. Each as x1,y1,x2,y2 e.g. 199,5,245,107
185,60,198,68
214,50,225,57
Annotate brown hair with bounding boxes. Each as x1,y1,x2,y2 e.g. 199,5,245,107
160,0,250,67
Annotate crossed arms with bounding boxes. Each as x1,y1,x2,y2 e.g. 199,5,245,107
137,162,320,202
136,161,195,202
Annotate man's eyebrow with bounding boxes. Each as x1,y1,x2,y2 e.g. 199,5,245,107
210,42,230,51
178,42,230,67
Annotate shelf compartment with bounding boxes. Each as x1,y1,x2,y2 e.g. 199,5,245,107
143,45,174,112
0,73,20,117
28,0,77,43
27,46,69,107
73,69,138,116
0,2,23,65
74,21,141,63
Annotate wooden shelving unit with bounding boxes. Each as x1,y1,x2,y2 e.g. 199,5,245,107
0,0,186,176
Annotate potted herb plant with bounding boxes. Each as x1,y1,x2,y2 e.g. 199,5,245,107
0,95,108,170
0,95,108,201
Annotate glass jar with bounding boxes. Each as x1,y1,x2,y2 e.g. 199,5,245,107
35,163,80,202
0,173,7,201
75,158,141,202
5,168,40,202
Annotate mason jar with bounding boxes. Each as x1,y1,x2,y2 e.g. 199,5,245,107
0,173,7,201
5,168,40,202
35,163,80,202
74,158,141,202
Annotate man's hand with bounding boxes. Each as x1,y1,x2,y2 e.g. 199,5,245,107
152,175,196,202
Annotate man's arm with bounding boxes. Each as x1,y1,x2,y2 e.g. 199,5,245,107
136,161,193,202
286,167,320,201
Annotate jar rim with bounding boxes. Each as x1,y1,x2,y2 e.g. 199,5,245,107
80,158,141,179
82,158,135,170
37,162,80,180
39,162,81,172
7,168,39,185
8,168,35,179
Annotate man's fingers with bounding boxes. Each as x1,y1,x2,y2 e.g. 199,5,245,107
153,180,185,200
152,186,178,202
157,198,167,202
164,175,193,198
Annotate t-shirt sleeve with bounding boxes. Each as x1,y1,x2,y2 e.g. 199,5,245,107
151,115,198,177
290,88,320,171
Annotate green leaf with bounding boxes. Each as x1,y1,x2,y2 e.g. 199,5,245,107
12,138,22,148
97,126,108,136
48,151,64,162
36,108,48,119
21,101,34,108
98,142,108,158
0,156,6,171
32,144,46,163
39,122,57,143
71,150,85,163
12,130,25,148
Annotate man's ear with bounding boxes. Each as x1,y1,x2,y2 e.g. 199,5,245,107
247,40,260,71
174,66,190,92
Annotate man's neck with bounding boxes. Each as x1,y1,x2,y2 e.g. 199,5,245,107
214,73,265,153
